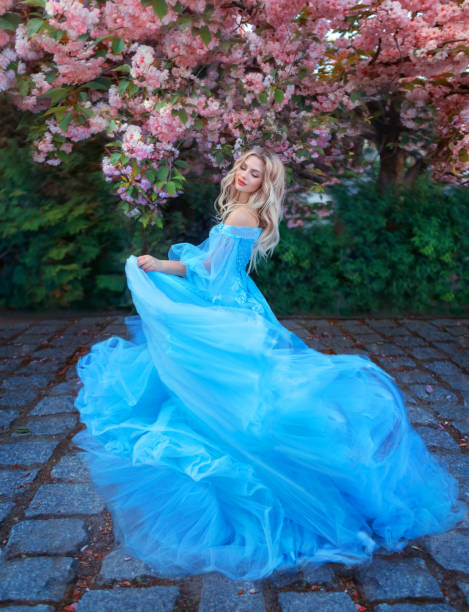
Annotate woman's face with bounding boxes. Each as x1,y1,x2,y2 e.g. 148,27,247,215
235,155,265,196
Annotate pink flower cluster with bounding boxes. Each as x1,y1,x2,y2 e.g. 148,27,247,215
0,0,466,214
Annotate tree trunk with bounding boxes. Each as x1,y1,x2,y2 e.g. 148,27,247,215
368,97,426,193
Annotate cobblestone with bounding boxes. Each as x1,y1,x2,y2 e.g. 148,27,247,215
199,572,264,611
357,558,443,600
76,586,180,612
12,414,78,436
6,518,87,557
423,532,469,573
97,548,161,583
29,395,77,415
0,556,76,601
0,440,59,465
278,591,356,611
51,454,90,482
26,483,105,516
0,314,467,611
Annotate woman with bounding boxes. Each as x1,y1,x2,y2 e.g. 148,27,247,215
74,146,466,581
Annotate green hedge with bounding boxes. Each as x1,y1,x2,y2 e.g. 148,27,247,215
255,176,469,315
1,135,467,315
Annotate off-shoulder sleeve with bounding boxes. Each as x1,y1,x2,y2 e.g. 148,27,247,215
167,224,259,302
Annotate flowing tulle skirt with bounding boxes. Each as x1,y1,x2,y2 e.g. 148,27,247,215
73,255,467,580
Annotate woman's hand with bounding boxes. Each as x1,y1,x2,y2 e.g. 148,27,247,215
137,255,166,273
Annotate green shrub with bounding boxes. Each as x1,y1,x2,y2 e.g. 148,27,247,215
1,120,467,315
253,175,468,315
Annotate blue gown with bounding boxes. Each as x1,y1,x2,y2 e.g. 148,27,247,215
73,222,467,580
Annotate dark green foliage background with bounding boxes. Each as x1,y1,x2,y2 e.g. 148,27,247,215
1,125,467,315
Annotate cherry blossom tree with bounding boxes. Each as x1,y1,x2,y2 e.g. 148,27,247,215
0,0,467,226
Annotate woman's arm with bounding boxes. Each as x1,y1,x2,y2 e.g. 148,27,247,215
137,255,186,277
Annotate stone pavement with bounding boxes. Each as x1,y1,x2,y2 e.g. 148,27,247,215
0,313,467,612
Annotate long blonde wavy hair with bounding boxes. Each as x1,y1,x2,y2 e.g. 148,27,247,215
213,146,286,274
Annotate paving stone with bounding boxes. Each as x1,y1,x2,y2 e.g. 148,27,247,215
0,408,18,430
375,604,456,611
0,556,75,601
12,414,78,436
32,347,74,360
1,374,54,389
0,500,14,522
49,380,81,395
97,548,161,583
302,563,336,584
423,531,469,572
407,384,459,405
363,342,405,356
399,335,430,347
0,358,24,374
435,402,468,425
0,606,55,612
26,483,104,516
424,361,465,377
278,591,356,612
199,572,265,611
0,388,40,408
407,346,448,360
367,319,399,331
357,557,442,601
434,453,469,480
377,357,416,370
6,517,87,557
29,395,77,415
51,454,90,482
414,426,460,450
396,370,439,385
76,586,180,612
406,405,436,426
443,374,469,392
0,440,58,466
457,581,469,604
268,567,302,588
0,344,40,358
20,359,62,374
0,468,38,497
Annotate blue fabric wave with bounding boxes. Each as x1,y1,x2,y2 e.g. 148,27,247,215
73,222,467,580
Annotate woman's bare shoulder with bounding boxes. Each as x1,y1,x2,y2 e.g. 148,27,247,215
224,207,259,228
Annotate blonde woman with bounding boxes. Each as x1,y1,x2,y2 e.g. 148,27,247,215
73,146,466,582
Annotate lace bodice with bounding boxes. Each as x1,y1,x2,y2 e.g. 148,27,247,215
209,223,262,273
168,222,265,314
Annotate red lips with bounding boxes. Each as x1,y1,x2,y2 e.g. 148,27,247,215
238,178,246,186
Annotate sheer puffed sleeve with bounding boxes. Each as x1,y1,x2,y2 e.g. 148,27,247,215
167,224,261,304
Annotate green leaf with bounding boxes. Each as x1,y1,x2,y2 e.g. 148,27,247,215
274,89,284,104
156,165,169,181
109,152,121,163
118,80,130,95
174,159,189,168
111,64,131,73
458,148,468,162
19,0,45,7
150,0,168,18
198,25,211,46
59,113,72,131
112,36,125,55
0,13,21,31
215,150,224,165
166,181,176,195
258,91,268,104
96,274,125,292
84,77,112,90
39,87,70,105
178,109,188,124
26,18,44,37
